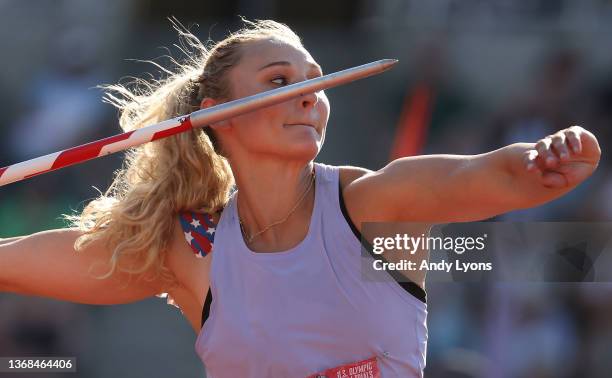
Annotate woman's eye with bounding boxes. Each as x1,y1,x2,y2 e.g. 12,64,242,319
271,77,288,85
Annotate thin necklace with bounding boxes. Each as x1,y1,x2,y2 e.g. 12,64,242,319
238,167,315,244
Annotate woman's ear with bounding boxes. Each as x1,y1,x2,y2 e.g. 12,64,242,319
199,97,216,110
200,97,231,130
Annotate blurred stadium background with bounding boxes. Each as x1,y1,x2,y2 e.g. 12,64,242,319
0,1,611,377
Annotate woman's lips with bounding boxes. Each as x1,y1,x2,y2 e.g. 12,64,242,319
284,124,315,129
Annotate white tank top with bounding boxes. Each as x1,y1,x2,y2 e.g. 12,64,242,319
195,162,428,377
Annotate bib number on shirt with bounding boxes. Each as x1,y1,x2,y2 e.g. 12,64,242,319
306,356,381,378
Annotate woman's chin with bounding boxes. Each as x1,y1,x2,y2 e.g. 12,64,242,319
281,140,320,160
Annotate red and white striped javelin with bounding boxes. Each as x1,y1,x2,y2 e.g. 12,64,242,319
0,59,397,187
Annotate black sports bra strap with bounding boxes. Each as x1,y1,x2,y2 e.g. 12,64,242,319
201,287,213,328
337,175,427,304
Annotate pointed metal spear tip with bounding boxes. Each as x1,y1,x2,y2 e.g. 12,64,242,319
378,58,399,71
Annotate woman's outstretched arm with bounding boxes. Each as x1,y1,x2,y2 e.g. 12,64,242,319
0,228,166,305
342,125,601,223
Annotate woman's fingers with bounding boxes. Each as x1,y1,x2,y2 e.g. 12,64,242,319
550,132,569,161
523,126,596,188
535,136,557,168
524,149,540,172
525,125,590,173
565,126,583,154
523,147,566,188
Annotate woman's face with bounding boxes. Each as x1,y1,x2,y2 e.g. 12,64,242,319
212,38,330,162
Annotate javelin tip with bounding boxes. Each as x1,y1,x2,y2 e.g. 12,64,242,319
378,59,399,71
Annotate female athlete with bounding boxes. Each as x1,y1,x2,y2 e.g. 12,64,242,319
0,18,601,377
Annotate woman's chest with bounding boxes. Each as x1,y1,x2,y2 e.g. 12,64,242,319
198,268,426,376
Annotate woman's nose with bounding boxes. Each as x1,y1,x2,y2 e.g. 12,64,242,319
300,90,319,108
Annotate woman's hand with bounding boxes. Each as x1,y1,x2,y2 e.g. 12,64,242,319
524,126,601,189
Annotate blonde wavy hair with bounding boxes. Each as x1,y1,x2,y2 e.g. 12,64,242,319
62,17,303,292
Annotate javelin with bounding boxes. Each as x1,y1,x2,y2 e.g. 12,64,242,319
0,59,398,187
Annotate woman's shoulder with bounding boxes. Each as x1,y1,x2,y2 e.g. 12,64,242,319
163,211,216,305
336,165,395,226
337,165,373,190
162,215,214,332
176,208,224,259
168,211,217,266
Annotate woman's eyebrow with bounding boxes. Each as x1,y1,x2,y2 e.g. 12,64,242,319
258,61,323,73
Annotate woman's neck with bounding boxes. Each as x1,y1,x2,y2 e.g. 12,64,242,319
232,159,316,247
